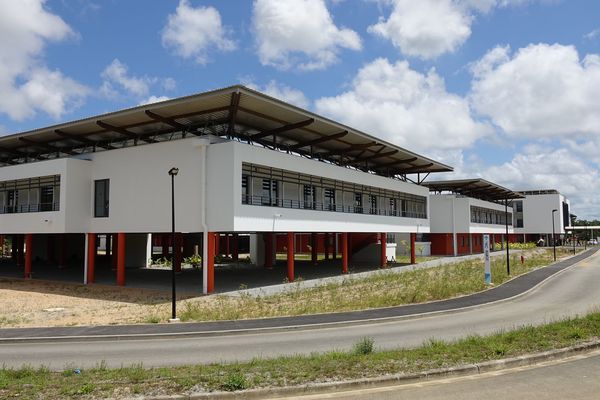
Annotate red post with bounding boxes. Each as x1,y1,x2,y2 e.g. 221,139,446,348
311,233,317,265
207,232,215,293
324,233,329,260
87,233,96,284
24,234,33,279
341,232,348,274
116,232,126,286
232,233,239,261
112,233,118,270
215,234,220,257
287,232,294,282
380,233,387,268
410,232,416,264
265,233,273,269
0,235,4,256
174,232,182,273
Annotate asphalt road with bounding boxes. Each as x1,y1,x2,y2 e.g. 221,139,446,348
274,350,600,400
1,251,599,370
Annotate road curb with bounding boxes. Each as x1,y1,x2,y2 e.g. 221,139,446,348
143,340,600,399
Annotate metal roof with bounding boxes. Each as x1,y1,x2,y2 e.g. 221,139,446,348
423,178,524,203
518,189,560,195
0,85,452,178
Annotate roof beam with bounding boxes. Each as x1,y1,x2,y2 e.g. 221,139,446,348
288,131,348,151
96,120,157,144
55,129,116,150
373,157,418,169
250,118,315,141
395,163,434,174
144,110,186,130
227,92,241,137
347,150,398,166
18,137,77,156
319,141,377,157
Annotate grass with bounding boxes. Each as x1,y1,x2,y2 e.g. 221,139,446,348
176,248,577,322
1,311,599,399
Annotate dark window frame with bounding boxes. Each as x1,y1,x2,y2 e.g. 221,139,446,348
94,179,110,218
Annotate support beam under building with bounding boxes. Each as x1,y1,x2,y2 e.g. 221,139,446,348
287,232,294,283
86,233,96,284
206,232,215,293
341,232,348,274
116,232,126,286
380,233,387,268
24,234,33,279
311,233,317,265
410,232,416,264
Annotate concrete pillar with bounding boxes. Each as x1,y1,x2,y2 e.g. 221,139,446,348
341,232,348,274
86,233,96,284
265,232,273,269
24,234,33,279
380,232,387,268
207,232,215,293
311,232,317,265
410,232,416,264
145,233,152,268
287,232,294,282
232,233,239,261
116,232,126,286
174,232,182,273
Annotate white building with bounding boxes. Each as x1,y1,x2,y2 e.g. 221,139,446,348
423,179,520,256
512,189,572,243
0,85,452,293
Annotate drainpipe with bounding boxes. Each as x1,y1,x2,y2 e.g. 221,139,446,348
451,197,457,256
197,139,210,294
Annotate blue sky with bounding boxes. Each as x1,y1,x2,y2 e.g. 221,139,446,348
0,0,599,218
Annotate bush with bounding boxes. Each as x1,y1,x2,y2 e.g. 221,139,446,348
221,372,248,391
353,337,375,355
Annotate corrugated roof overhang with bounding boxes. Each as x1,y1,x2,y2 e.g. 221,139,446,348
0,85,452,178
423,178,524,203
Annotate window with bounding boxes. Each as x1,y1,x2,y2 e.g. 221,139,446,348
516,219,523,228
94,179,110,218
324,188,335,211
303,185,316,209
390,198,398,216
368,194,377,214
515,201,523,212
261,179,279,206
241,175,249,204
354,192,363,213
5,190,17,214
40,186,54,211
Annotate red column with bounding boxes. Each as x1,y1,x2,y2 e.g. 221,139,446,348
324,233,329,260
215,234,220,257
0,235,4,255
207,232,215,293
174,233,182,273
311,233,317,265
333,233,337,259
24,234,33,279
265,233,273,268
112,233,118,270
410,232,416,264
232,234,239,261
341,232,349,274
116,232,126,286
87,233,96,284
287,232,294,282
380,233,387,268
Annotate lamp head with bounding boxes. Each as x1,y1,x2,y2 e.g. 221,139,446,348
168,167,179,176
552,209,558,213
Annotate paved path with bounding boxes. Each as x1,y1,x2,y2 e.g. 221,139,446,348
0,249,594,341
274,350,600,400
0,249,598,370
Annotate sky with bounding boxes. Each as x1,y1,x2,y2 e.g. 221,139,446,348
0,0,599,219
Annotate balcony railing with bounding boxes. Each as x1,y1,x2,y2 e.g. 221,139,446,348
242,195,427,219
0,202,60,214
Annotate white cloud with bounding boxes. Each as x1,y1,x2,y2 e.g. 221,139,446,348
368,0,471,59
482,145,600,219
584,28,600,40
162,0,235,64
368,0,540,59
252,0,362,70
101,59,153,97
0,0,88,120
245,80,310,109
470,43,600,138
314,58,490,154
138,95,171,106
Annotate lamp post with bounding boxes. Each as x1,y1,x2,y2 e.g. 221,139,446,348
504,198,510,276
552,209,557,261
168,167,179,322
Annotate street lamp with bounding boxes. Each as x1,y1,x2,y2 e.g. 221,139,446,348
168,167,179,322
551,209,558,261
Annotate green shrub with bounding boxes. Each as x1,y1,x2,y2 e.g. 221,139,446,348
221,372,248,391
353,337,375,355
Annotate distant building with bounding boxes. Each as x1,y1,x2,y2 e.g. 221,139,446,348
512,189,572,244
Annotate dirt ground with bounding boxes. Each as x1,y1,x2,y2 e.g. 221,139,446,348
0,278,194,328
